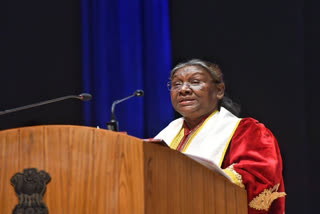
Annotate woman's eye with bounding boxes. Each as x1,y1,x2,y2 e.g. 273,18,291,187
191,80,201,84
173,81,182,86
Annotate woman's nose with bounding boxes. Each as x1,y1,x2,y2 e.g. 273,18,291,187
179,82,192,95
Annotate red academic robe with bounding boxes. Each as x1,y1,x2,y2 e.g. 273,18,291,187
221,118,285,214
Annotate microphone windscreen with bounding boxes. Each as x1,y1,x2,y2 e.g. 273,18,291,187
134,90,144,97
79,93,92,101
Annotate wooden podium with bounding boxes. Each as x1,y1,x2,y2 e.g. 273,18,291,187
0,125,247,214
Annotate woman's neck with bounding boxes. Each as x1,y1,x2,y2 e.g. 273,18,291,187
184,111,216,129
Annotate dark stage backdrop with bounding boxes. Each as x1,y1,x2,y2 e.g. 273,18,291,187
1,0,318,213
1,0,83,128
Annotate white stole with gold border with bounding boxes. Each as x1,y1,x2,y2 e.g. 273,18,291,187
154,107,241,167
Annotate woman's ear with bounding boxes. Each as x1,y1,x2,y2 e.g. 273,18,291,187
216,83,225,100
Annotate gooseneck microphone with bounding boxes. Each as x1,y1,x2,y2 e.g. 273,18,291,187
106,89,144,131
0,93,92,116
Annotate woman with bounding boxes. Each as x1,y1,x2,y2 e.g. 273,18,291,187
154,59,286,214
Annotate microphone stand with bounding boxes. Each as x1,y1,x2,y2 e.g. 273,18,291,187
106,90,144,131
0,93,92,116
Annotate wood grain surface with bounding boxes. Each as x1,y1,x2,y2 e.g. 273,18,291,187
0,125,247,214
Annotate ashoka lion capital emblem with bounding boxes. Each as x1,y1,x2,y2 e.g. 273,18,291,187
10,168,51,214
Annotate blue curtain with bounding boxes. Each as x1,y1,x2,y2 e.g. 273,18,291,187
81,0,173,138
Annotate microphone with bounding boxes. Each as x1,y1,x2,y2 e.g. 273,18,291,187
0,93,92,116
106,89,144,131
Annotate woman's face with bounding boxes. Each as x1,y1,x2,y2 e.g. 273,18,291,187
170,65,225,121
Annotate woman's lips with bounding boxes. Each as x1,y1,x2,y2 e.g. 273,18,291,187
179,99,196,105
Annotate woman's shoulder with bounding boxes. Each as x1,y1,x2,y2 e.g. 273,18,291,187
238,117,267,129
234,117,275,140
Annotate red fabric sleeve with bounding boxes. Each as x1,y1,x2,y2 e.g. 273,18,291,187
222,118,285,214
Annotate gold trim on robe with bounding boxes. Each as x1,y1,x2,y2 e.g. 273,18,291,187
249,183,286,211
222,163,245,188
